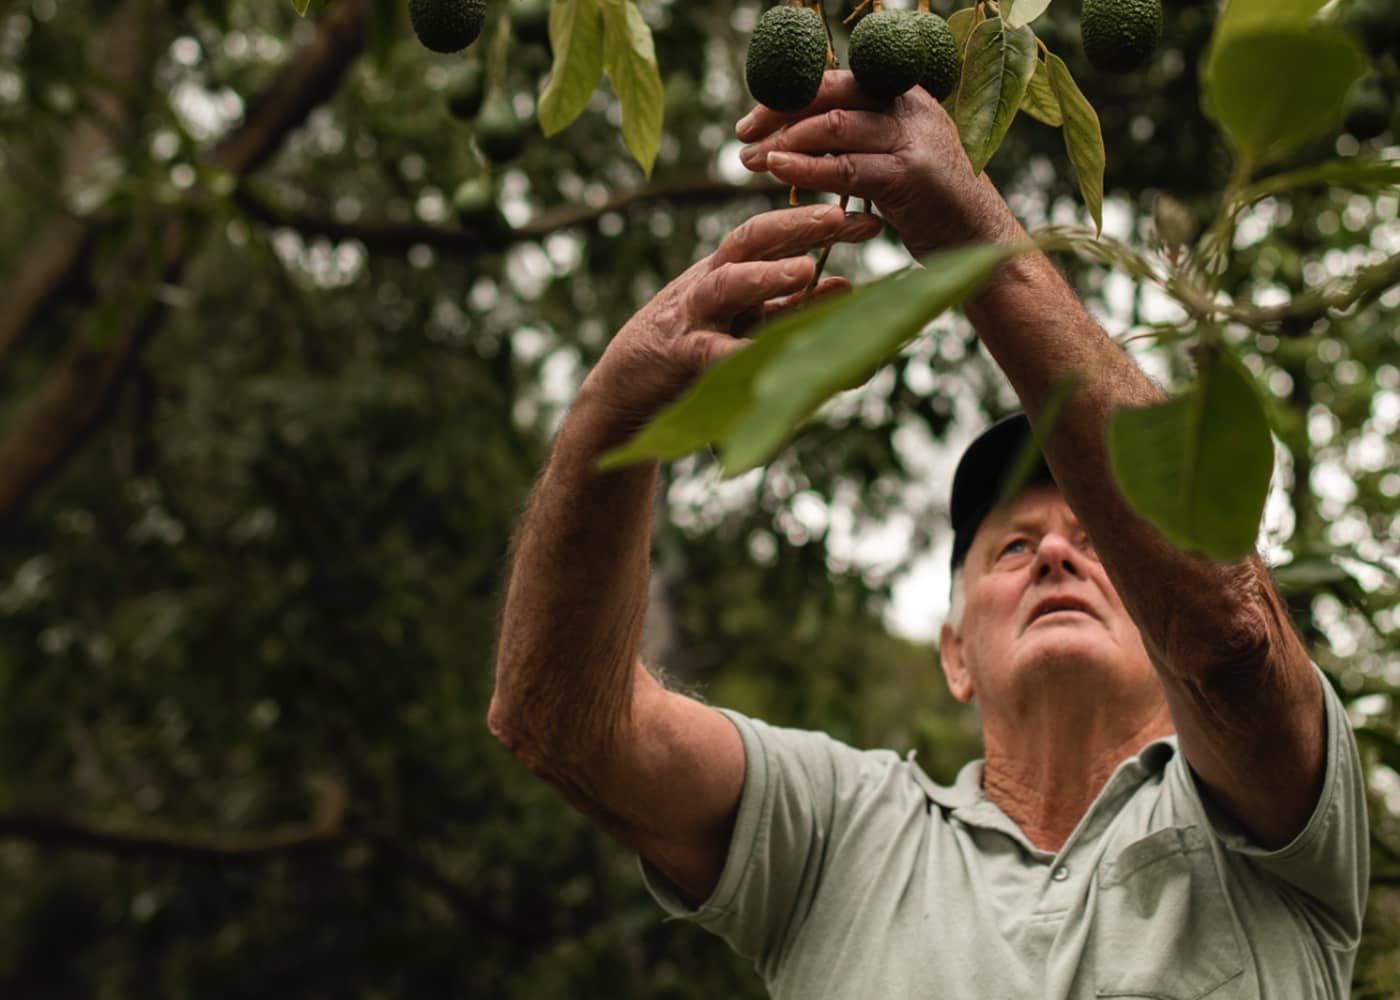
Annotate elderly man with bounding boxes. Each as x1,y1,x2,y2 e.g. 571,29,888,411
487,74,1367,997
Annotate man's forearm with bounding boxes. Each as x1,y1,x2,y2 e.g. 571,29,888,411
964,243,1279,675
488,383,659,764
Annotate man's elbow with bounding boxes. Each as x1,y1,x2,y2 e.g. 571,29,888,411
1197,564,1306,692
487,698,544,771
1167,560,1292,682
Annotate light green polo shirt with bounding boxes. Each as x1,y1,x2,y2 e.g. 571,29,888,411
641,668,1368,998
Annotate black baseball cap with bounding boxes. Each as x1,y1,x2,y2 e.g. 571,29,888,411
949,413,1056,571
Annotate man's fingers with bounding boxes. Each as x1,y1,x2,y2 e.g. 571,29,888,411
735,70,879,142
762,151,905,201
712,204,882,267
762,276,851,319
739,108,901,171
691,257,816,326
685,330,750,371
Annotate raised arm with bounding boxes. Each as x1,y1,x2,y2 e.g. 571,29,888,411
487,205,883,902
736,74,1322,849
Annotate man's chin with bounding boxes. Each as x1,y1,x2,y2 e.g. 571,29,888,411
1016,629,1123,675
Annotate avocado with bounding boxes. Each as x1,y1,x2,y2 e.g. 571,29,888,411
1080,0,1162,74
409,0,487,54
911,10,961,103
447,61,486,120
1343,74,1393,141
476,95,526,163
745,5,829,112
849,9,925,102
453,175,511,244
512,0,552,47
1344,0,1400,57
453,175,497,224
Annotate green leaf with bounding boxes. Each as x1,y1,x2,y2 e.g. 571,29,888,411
1236,158,1400,205
1203,27,1365,168
1272,555,1366,600
600,244,1021,474
1020,57,1062,126
290,0,310,14
601,0,663,176
597,292,857,470
954,18,1038,174
995,374,1080,508
947,6,978,54
1211,0,1326,49
1047,54,1103,233
1002,0,1052,29
718,244,1018,474
539,0,605,136
1108,346,1275,561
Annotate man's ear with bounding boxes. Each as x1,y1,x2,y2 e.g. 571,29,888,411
939,622,975,704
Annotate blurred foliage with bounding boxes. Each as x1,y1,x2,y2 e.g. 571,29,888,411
0,0,1396,996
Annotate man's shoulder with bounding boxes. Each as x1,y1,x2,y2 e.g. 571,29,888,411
716,707,956,813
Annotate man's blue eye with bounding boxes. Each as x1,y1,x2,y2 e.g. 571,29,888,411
1000,538,1029,556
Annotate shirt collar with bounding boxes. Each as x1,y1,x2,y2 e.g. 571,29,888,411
907,735,1179,815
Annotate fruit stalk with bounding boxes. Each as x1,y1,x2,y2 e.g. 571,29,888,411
801,195,850,304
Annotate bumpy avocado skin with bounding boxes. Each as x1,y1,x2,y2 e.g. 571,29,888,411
1080,0,1162,74
745,6,829,112
409,0,487,54
850,10,925,102
911,10,961,102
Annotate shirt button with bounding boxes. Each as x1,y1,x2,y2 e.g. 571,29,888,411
1052,865,1069,882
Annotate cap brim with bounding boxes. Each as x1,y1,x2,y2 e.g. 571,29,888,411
949,414,1055,569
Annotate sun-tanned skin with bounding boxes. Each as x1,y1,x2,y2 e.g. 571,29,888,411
488,71,1325,907
940,482,1177,851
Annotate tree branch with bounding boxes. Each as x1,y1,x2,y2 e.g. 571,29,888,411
0,806,555,945
0,809,348,862
231,173,789,256
0,0,161,368
0,0,370,521
209,0,367,175
1223,249,1400,333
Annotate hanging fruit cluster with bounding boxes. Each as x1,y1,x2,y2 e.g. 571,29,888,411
746,0,962,110
744,0,1165,117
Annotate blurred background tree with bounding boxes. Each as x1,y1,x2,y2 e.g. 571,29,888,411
0,0,1396,995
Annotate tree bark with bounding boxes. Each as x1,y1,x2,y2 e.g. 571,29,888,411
0,0,158,368
0,0,370,520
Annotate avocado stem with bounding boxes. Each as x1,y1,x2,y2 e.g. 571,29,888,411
801,194,852,304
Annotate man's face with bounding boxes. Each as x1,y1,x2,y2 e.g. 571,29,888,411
939,483,1158,712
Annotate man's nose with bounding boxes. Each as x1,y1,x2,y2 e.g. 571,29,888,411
1033,533,1083,580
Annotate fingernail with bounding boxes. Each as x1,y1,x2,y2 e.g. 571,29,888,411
736,112,756,139
767,151,792,171
739,144,762,167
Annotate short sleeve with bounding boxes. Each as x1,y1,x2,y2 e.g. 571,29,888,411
1185,664,1370,948
638,709,901,974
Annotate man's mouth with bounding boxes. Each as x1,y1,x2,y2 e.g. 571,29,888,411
1027,596,1098,627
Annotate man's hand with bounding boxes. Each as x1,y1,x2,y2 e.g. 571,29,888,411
735,71,1021,258
583,203,882,437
